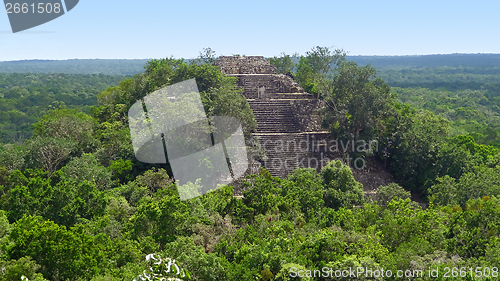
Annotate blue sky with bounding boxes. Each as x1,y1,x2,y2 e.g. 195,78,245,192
1,0,500,61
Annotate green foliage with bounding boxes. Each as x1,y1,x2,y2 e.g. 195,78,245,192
283,168,324,220
376,183,411,207
325,255,384,280
127,185,194,247
0,59,147,75
0,210,11,259
0,73,126,144
7,215,100,280
135,168,173,195
0,169,107,226
90,57,256,179
322,61,395,142
2,53,500,281
32,109,99,154
109,158,133,183
162,237,228,280
134,253,191,281
274,263,311,281
377,65,500,91
61,153,113,190
274,46,346,100
393,87,500,146
191,47,217,66
5,215,144,281
381,106,454,192
270,52,297,74
25,137,76,176
240,169,287,221
0,144,25,171
0,256,47,281
305,46,346,77
321,160,364,209
429,165,500,207
446,196,500,259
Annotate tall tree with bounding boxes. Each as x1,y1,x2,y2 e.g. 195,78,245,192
294,46,346,98
269,52,297,75
322,61,395,142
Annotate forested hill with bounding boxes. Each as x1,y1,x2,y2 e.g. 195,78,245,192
1,54,500,74
0,59,150,75
348,53,500,69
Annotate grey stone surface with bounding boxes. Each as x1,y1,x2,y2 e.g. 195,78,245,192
214,56,331,178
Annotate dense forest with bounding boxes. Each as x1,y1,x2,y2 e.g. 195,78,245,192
0,74,130,144
377,67,500,147
0,49,499,280
0,60,149,75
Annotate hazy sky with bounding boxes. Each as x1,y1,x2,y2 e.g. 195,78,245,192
1,0,500,61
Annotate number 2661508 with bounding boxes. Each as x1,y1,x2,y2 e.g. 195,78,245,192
6,3,62,14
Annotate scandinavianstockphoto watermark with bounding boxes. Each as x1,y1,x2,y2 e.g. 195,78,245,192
257,137,378,171
128,79,249,201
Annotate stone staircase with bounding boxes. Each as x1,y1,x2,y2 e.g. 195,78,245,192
213,56,331,178
246,93,333,176
253,132,334,176
246,95,333,176
247,99,301,133
274,93,315,99
255,133,305,175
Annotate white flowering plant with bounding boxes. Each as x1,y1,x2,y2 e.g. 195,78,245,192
134,254,191,281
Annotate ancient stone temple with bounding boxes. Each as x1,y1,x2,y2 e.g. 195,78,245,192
214,56,397,198
214,56,332,177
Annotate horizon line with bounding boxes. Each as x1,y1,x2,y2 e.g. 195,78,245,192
2,53,500,63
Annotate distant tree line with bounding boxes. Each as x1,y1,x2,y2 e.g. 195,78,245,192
0,59,149,75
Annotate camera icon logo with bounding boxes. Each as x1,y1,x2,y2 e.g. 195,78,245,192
128,79,248,200
5,0,79,33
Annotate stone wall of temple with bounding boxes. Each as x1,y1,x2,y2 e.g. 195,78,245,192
214,56,277,74
214,56,332,177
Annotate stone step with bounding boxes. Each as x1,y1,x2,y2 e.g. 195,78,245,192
246,93,327,177
256,123,296,126
254,114,294,117
256,128,298,132
252,112,293,115
256,119,297,123
253,132,330,136
251,106,293,109
254,113,294,116
257,123,296,125
250,107,294,111
256,123,298,127
251,106,292,108
256,129,301,133
255,118,295,122
254,117,296,121
250,103,293,105
251,109,293,114
256,125,299,129
251,107,293,110
247,98,313,102
274,93,315,99
247,102,295,106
